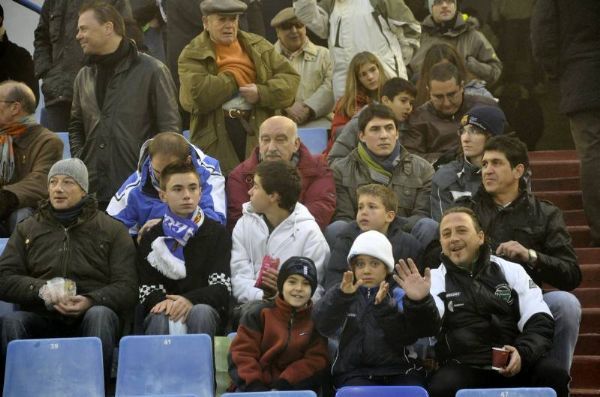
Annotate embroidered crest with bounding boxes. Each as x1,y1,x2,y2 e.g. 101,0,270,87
494,284,513,304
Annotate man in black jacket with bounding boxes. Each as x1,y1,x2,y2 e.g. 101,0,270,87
531,0,600,248
462,135,581,374
425,207,569,397
0,158,138,382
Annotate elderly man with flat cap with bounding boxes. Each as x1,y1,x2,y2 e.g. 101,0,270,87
179,0,300,175
272,7,334,129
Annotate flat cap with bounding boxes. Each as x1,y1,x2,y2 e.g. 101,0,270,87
201,0,247,16
270,7,299,27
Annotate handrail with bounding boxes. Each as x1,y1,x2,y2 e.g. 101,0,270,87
12,0,42,14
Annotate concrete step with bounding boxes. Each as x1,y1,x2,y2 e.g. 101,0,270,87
530,160,580,179
529,150,579,161
568,226,592,248
581,308,600,334
563,210,589,226
571,355,600,390
575,333,600,356
532,176,581,192
576,248,600,265
535,191,583,211
580,265,600,288
571,389,600,397
573,288,600,308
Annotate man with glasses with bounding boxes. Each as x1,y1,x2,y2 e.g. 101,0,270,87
178,0,299,175
0,81,62,236
271,8,334,128
405,62,500,163
409,0,502,86
430,105,507,221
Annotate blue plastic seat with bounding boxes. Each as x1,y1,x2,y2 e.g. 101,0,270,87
3,337,104,397
456,388,557,397
0,238,7,254
222,391,317,397
298,127,328,154
336,385,429,397
227,332,237,341
183,130,191,140
116,334,214,397
56,132,71,159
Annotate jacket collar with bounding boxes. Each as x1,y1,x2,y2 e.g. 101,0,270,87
185,30,264,61
13,124,42,149
37,195,99,227
274,38,319,61
441,244,492,276
422,12,472,37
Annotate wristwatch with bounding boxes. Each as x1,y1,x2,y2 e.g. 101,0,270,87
528,249,538,265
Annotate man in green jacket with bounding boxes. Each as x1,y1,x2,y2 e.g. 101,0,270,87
178,0,300,175
0,158,138,383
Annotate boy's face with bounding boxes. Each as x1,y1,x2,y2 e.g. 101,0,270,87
159,172,201,217
358,116,399,157
356,194,395,234
352,254,388,288
382,93,414,122
248,174,274,213
282,274,311,309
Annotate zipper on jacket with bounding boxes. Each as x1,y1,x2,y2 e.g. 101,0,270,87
283,309,296,353
61,227,71,277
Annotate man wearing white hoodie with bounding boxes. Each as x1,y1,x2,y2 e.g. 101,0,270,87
231,160,330,317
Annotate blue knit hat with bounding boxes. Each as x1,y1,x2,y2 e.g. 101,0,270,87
460,106,506,136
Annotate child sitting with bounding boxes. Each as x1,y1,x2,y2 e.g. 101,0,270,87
228,256,329,392
314,230,439,389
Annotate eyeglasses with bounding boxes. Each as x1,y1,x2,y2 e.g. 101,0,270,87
279,21,305,30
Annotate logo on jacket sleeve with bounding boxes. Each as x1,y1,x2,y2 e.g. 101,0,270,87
494,284,513,304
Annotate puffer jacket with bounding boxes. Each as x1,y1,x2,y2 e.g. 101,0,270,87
410,13,502,85
231,202,330,303
430,247,554,369
68,39,180,202
461,187,581,291
313,282,439,386
33,0,132,105
178,30,300,175
229,297,329,391
331,145,434,232
0,197,138,317
226,144,336,231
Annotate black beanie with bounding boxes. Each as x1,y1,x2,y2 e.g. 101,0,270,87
277,256,318,297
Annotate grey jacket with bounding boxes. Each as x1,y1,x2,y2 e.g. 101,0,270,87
33,0,132,105
68,40,180,202
332,146,434,231
430,157,481,222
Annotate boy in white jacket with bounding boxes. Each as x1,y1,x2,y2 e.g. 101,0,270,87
231,160,330,320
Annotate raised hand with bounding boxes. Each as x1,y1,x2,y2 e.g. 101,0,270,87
393,259,431,301
374,281,389,305
340,271,363,295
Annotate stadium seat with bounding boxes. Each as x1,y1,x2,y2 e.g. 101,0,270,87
0,238,7,254
456,388,557,397
227,332,237,340
222,391,317,397
116,334,214,397
3,337,104,397
56,132,71,159
336,385,429,397
183,130,190,140
298,128,328,154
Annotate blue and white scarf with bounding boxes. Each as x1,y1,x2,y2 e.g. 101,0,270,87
147,206,204,280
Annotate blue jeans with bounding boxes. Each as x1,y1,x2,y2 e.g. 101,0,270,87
544,291,581,373
144,304,220,338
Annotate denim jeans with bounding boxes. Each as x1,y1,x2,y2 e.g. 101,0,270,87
544,290,581,373
144,304,220,338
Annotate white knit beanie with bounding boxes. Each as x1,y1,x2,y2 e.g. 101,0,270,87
347,230,395,273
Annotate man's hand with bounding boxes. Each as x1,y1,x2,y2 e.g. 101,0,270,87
285,102,310,124
150,299,173,314
165,294,193,322
53,295,92,317
340,271,363,295
393,259,431,301
137,218,162,243
239,84,260,104
498,345,522,377
496,241,529,263
374,281,389,305
260,268,279,299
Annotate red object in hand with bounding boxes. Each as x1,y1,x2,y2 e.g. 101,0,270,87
254,255,280,288
492,347,510,370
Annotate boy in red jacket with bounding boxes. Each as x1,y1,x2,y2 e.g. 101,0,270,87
228,256,329,392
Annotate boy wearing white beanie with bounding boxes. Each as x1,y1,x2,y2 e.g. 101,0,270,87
313,230,440,389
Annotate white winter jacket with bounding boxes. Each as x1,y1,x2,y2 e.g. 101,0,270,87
231,202,330,303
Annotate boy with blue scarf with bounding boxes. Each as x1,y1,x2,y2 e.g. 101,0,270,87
137,161,231,336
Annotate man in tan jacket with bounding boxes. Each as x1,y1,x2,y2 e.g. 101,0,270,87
0,81,62,236
179,0,299,175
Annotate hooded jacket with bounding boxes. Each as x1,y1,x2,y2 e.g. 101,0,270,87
410,13,502,85
430,247,554,369
229,297,329,391
107,137,226,234
231,202,330,303
430,157,481,222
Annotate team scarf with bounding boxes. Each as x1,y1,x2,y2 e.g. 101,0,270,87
0,114,37,185
147,206,204,280
356,141,402,185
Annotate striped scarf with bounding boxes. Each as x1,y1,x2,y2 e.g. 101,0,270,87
0,115,37,185
356,141,402,185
